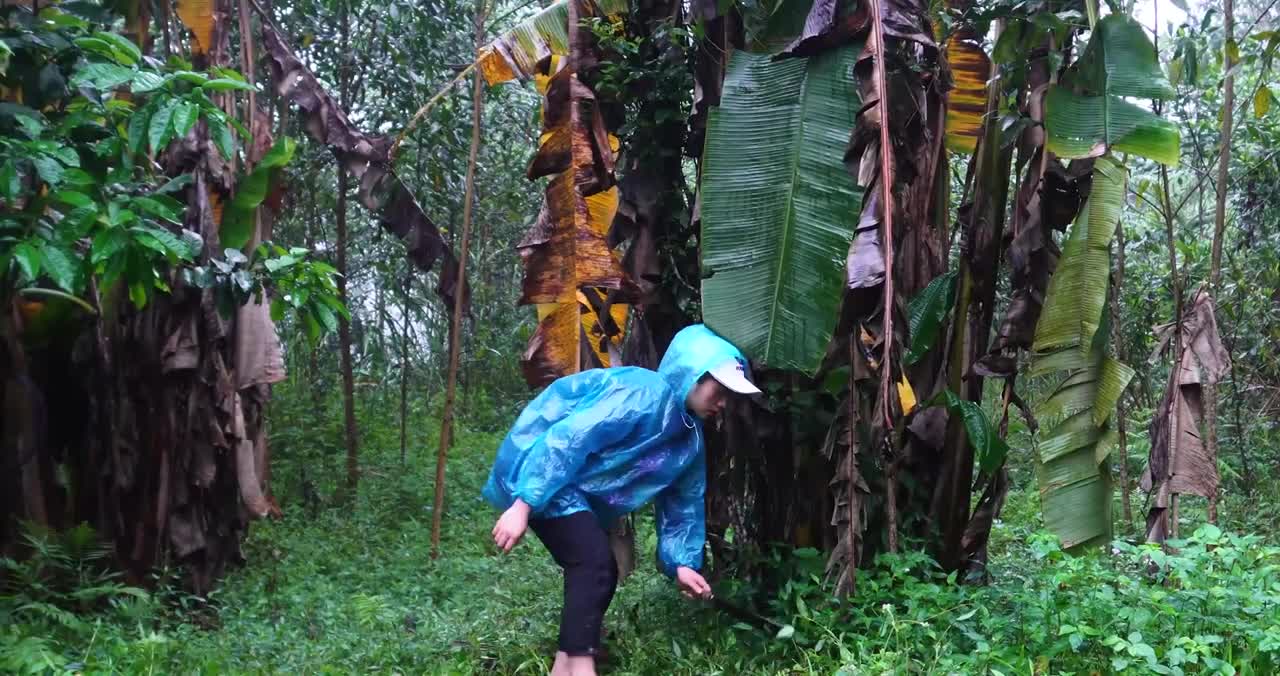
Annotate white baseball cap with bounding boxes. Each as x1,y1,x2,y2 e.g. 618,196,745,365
707,358,762,395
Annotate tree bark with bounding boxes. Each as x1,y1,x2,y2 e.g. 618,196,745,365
431,0,485,558
1205,0,1235,524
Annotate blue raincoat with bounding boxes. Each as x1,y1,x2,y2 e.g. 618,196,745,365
482,324,747,577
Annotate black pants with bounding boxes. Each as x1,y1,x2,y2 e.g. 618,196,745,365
529,511,618,657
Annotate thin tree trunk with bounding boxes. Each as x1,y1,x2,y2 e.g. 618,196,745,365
161,0,173,56
431,0,485,558
337,0,360,499
1205,0,1235,525
1112,221,1132,531
237,0,256,127
1159,163,1183,541
400,277,411,466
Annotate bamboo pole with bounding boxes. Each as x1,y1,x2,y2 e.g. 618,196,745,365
431,0,486,559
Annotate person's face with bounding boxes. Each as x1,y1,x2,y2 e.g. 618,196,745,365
686,376,730,420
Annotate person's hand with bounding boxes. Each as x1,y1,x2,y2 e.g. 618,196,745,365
675,566,712,600
492,500,531,553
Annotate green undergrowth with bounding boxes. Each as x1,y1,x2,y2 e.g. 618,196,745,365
4,416,1280,674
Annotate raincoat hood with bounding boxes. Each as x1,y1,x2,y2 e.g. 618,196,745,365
657,324,751,406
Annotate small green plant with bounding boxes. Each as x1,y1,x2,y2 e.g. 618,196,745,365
0,4,341,337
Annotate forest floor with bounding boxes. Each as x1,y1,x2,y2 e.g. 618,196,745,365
7,419,1280,674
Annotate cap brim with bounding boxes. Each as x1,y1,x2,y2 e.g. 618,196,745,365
708,361,762,395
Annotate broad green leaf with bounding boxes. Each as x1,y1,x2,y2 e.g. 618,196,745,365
148,99,178,153
60,168,95,188
94,31,142,66
156,173,194,195
257,136,296,169
38,242,78,292
12,241,41,281
905,270,957,364
132,196,182,223
992,19,1027,65
201,78,256,92
127,104,152,155
52,146,79,167
172,101,199,139
221,138,297,249
32,155,65,185
210,66,247,82
91,227,129,264
128,281,148,309
1033,156,1125,354
701,46,863,373
207,114,234,160
230,169,270,211
1092,356,1134,427
1045,16,1179,166
314,302,338,334
74,37,118,62
1044,87,1180,166
932,390,1010,474
132,226,194,261
131,71,165,93
51,190,93,208
1033,156,1134,553
0,161,18,201
1225,38,1240,67
71,62,135,91
1075,14,1175,100
168,71,210,86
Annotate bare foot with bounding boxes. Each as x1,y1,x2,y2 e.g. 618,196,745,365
567,655,596,676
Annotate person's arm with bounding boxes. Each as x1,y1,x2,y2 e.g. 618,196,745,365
655,452,712,598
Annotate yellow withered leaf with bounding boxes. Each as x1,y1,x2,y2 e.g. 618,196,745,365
524,296,629,385
479,0,627,85
944,33,991,154
518,36,630,387
478,46,518,86
518,178,620,304
897,376,918,414
176,0,215,57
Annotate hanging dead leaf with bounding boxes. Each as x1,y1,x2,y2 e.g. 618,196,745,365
1141,289,1231,542
516,0,633,387
176,0,215,57
944,32,991,153
260,23,463,309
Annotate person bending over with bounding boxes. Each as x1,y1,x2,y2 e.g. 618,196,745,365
482,324,760,676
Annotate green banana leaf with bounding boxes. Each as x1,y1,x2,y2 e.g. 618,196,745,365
1045,13,1180,166
1033,348,1132,551
1044,88,1181,166
1031,154,1136,552
700,46,863,372
1075,14,1175,100
1033,156,1126,354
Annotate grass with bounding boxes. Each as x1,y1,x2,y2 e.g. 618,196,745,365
5,397,1280,674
